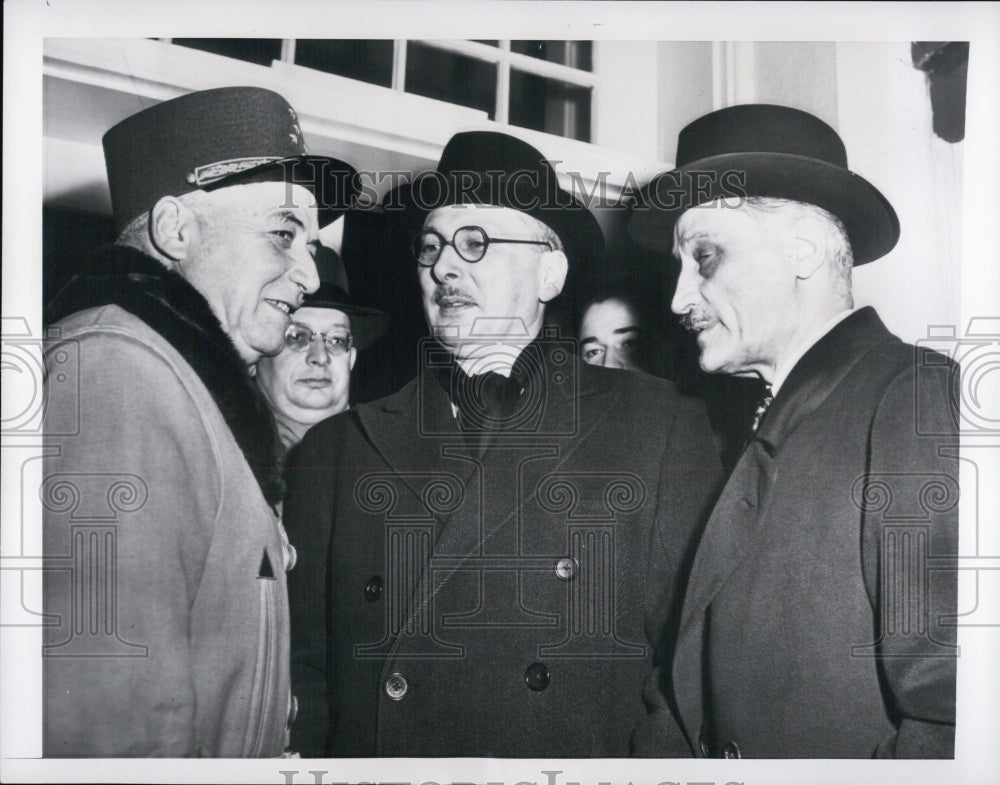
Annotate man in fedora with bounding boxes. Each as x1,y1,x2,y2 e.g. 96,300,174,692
283,130,722,757
255,246,389,452
42,87,357,756
629,104,959,758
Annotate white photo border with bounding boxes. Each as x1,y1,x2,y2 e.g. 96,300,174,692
3,2,999,784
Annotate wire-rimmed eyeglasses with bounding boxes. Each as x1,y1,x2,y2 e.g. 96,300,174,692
283,322,353,355
412,225,553,267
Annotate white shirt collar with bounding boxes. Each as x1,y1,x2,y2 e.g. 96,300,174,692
770,308,854,395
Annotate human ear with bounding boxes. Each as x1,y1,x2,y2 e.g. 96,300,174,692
789,215,827,279
537,250,569,303
149,196,200,265
348,347,357,371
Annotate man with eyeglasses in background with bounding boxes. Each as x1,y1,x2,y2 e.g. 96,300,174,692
283,131,722,757
255,246,388,452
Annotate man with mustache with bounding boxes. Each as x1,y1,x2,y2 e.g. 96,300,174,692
283,131,722,757
628,104,959,758
42,87,357,756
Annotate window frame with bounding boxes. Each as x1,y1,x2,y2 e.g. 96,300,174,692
45,38,671,219
160,37,597,140
401,39,597,129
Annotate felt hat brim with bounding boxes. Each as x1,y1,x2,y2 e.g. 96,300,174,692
300,283,390,351
628,152,899,265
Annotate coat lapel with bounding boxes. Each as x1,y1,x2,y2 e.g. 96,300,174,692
354,371,480,528
435,351,617,568
672,307,899,747
355,345,622,655
375,350,620,630
671,436,776,749
753,308,898,454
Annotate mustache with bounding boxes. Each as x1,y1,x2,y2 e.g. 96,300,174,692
433,286,474,304
679,309,716,332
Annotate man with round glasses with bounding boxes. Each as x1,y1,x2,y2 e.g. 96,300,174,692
413,224,554,264
255,247,388,451
284,131,722,758
415,209,567,375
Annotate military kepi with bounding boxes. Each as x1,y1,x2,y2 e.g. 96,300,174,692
102,86,358,232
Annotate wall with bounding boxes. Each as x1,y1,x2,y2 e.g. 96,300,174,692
656,41,715,164
754,42,839,128
836,41,962,344
592,41,660,161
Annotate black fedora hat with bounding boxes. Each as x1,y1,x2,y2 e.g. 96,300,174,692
406,130,605,269
301,246,389,351
102,86,359,233
628,104,899,265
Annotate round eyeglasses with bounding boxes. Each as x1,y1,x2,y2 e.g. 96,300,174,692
412,225,553,267
283,323,353,355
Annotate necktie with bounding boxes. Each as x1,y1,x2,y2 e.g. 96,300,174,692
751,384,774,433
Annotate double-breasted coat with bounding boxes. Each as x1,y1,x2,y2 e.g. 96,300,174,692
284,343,722,757
634,307,960,758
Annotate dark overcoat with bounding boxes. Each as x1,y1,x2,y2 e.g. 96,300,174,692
634,307,960,758
284,345,722,757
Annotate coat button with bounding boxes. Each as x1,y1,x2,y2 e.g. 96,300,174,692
554,557,577,580
722,739,741,759
384,672,408,700
364,575,383,602
524,662,550,691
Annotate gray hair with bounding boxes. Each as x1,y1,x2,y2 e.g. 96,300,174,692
516,210,564,254
116,190,215,252
742,196,854,301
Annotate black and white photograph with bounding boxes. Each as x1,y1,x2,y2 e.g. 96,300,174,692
2,2,999,784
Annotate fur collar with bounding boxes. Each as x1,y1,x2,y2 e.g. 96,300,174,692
48,244,285,508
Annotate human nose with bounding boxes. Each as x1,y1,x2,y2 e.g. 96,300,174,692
305,335,330,366
605,350,627,369
289,248,321,295
671,258,700,315
429,241,465,284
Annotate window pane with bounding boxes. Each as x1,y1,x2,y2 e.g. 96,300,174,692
172,39,283,67
294,39,394,87
509,70,591,142
510,41,592,71
405,42,497,119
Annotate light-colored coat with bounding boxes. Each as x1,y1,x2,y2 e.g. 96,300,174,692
43,300,293,756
